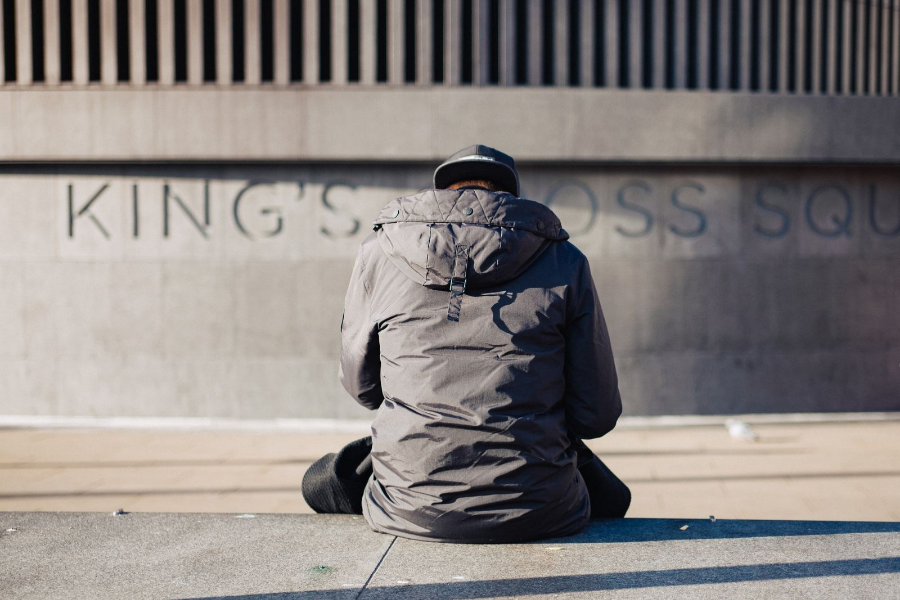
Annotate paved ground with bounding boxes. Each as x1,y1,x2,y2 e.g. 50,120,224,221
2,512,899,599
1,420,898,521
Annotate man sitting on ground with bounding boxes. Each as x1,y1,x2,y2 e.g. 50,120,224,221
302,144,630,543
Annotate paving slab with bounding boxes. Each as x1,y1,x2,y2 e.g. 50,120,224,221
0,512,391,600
366,519,900,599
2,513,899,600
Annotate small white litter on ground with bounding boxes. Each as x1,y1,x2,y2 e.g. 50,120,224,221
235,514,256,519
545,547,563,551
679,525,690,531
725,419,759,441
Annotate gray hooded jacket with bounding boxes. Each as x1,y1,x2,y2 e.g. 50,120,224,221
339,188,621,543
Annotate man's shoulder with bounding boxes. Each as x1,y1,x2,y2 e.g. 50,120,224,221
542,238,590,271
356,232,384,264
554,239,588,261
355,231,397,285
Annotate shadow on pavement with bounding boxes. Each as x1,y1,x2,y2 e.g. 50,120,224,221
549,518,900,544
179,556,900,599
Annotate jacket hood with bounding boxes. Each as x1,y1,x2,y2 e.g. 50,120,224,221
373,188,569,291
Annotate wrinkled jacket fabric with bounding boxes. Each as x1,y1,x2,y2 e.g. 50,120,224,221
340,188,622,543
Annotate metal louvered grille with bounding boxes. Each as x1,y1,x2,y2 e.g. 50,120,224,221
0,0,898,95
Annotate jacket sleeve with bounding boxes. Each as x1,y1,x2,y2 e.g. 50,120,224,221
338,242,384,410
563,254,622,439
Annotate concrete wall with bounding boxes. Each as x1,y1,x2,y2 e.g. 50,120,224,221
1,163,897,418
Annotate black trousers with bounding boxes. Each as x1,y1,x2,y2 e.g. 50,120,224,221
301,436,631,519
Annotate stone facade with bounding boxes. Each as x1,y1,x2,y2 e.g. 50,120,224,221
1,163,897,417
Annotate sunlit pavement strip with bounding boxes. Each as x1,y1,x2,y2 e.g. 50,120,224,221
1,513,898,599
1,416,898,522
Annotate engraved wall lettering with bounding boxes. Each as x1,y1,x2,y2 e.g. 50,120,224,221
867,184,900,237
805,184,853,238
163,182,211,238
233,181,288,239
68,183,111,239
543,181,598,237
753,184,791,238
614,181,655,238
669,183,708,238
59,175,900,251
320,182,361,239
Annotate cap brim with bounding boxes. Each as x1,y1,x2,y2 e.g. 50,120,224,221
433,159,519,196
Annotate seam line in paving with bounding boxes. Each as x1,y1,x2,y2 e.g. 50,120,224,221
356,536,397,599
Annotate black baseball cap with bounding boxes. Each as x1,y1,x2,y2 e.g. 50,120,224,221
433,144,519,197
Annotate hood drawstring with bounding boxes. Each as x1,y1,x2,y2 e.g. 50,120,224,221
447,245,470,322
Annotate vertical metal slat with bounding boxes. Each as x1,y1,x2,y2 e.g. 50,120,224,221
44,0,61,84
718,0,731,89
795,0,806,92
274,0,290,84
0,0,4,83
72,0,89,84
826,0,838,94
554,0,567,86
759,0,771,91
331,0,347,84
303,0,318,83
777,0,789,92
158,0,174,84
841,0,851,93
187,0,203,84
604,0,617,87
579,0,593,87
129,0,146,84
627,0,640,88
388,0,403,84
100,0,117,84
867,0,877,94
417,0,433,84
360,0,375,83
499,0,514,85
526,0,541,85
0,1,4,84
472,0,487,84
810,0,823,93
215,0,231,84
674,0,687,88
879,0,889,94
697,0,711,89
243,0,260,84
444,0,461,85
855,0,865,93
15,0,32,84
652,0,665,88
739,0,751,90
893,0,900,95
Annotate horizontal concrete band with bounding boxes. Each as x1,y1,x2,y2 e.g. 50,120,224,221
0,88,899,163
2,413,900,433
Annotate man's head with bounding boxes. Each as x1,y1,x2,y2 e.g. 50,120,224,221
433,144,519,196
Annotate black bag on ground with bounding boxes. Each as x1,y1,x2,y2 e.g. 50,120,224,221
301,436,373,515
